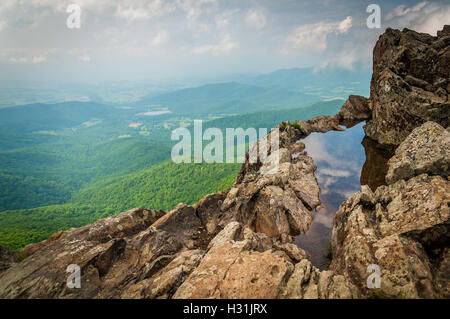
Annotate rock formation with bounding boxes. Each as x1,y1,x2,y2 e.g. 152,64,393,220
385,121,449,184
364,25,450,146
0,26,448,299
0,246,16,274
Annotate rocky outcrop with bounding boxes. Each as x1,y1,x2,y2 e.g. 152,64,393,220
331,175,449,298
219,113,349,244
364,26,450,146
173,222,358,299
385,121,450,184
332,119,450,298
338,95,371,128
0,246,16,274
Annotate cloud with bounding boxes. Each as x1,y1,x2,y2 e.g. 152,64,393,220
116,6,150,21
80,55,91,62
9,57,28,63
115,0,176,21
386,1,428,20
152,31,168,45
31,55,46,63
192,34,238,54
245,9,266,29
8,55,47,64
215,9,238,30
386,2,450,36
338,16,352,33
316,47,362,71
320,168,351,177
284,16,353,53
177,0,217,33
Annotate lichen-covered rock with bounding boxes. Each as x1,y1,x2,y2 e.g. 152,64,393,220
194,191,228,235
281,259,360,299
218,109,362,244
0,206,209,298
174,222,354,299
364,26,450,146
338,95,371,128
386,121,450,184
173,222,294,299
330,175,449,298
121,249,205,299
0,246,16,274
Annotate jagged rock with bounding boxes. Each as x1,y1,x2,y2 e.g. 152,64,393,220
219,126,324,243
385,121,450,184
122,249,205,299
218,109,359,244
0,206,212,298
174,240,293,299
338,95,371,128
173,222,353,299
194,191,228,235
364,25,450,146
281,259,360,299
0,246,16,274
293,115,344,136
330,175,449,298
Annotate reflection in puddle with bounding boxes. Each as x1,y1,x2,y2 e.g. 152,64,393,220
294,122,366,270
360,136,392,191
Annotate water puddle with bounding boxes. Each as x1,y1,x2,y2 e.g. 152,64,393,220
294,122,367,270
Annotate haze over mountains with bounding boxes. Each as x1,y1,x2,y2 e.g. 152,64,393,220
0,67,370,109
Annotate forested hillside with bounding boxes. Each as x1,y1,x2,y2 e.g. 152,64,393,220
0,92,346,251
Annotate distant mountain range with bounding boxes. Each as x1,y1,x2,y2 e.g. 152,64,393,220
135,82,319,114
135,67,370,114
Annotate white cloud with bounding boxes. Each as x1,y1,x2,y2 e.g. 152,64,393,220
386,1,428,20
0,20,6,31
31,55,46,63
8,55,47,64
317,48,360,71
116,6,150,21
80,55,91,62
115,0,176,21
9,57,28,63
386,2,450,36
284,16,353,53
338,16,352,33
245,9,266,29
320,168,351,177
177,0,217,33
192,34,238,54
152,31,168,46
215,9,238,30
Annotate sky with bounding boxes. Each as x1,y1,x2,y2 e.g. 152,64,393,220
0,0,449,87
